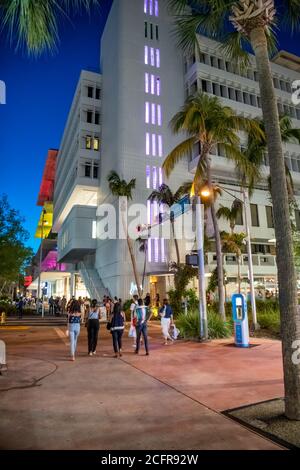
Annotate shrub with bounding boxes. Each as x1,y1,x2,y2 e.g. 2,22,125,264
257,309,280,335
0,302,17,316
176,309,232,340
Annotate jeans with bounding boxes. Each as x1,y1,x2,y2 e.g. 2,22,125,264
135,322,149,353
87,319,100,353
69,323,80,356
112,329,123,353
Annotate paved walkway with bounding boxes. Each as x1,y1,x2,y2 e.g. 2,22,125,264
0,324,284,450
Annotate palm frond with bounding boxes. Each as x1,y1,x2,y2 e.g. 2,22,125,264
282,0,300,32
163,136,196,177
219,31,250,70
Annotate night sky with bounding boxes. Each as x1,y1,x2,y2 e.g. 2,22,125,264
0,0,300,254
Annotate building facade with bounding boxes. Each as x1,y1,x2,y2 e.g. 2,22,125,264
52,0,300,302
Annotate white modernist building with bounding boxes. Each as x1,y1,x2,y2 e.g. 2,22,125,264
53,0,300,302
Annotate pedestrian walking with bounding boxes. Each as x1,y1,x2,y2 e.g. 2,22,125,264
17,298,24,319
129,295,138,348
67,299,82,361
134,298,149,355
60,296,67,316
110,299,126,358
86,299,101,356
159,299,174,345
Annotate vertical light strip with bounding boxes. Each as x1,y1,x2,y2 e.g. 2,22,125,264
156,77,160,96
146,132,150,155
146,165,151,189
152,134,156,156
149,0,153,15
158,167,163,186
144,45,148,65
156,49,160,68
155,0,159,17
145,73,149,93
158,135,163,157
151,103,156,124
144,0,148,14
161,239,165,262
147,201,152,262
151,74,155,94
150,47,155,66
145,102,150,123
154,238,159,263
152,166,157,189
157,104,162,126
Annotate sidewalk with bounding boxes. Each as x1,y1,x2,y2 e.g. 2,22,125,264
0,324,284,450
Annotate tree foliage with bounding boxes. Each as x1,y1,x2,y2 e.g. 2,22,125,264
0,195,33,290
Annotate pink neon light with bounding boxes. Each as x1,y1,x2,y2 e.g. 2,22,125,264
155,0,159,17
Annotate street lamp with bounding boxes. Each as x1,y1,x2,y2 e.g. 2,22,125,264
193,187,209,340
37,209,46,318
218,185,258,330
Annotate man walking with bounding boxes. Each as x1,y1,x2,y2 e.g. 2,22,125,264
159,299,174,345
134,298,149,356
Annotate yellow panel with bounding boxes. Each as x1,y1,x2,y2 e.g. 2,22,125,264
35,203,53,239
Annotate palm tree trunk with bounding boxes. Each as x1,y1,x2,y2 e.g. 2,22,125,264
142,242,148,294
250,26,300,420
120,209,142,298
171,219,181,264
205,154,225,320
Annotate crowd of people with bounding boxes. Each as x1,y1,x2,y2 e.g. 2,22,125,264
66,294,179,361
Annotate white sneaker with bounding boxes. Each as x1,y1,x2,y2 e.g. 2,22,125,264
93,351,96,355
89,352,93,356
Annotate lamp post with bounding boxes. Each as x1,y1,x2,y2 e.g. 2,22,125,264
37,209,46,318
218,185,258,329
195,195,208,340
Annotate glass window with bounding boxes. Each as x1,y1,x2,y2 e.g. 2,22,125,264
146,132,150,155
93,138,99,151
85,135,92,149
87,86,93,98
151,103,156,124
151,74,155,94
150,47,155,66
87,111,93,123
156,77,160,96
93,163,99,179
158,135,163,157
150,23,153,40
85,162,91,177
95,112,100,125
95,88,100,100
156,25,159,40
266,206,274,228
157,104,162,126
152,166,157,189
145,21,148,38
235,208,243,226
146,165,151,189
250,204,259,227
144,46,148,65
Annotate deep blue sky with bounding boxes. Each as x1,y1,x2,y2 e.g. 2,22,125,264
0,0,112,253
0,0,300,254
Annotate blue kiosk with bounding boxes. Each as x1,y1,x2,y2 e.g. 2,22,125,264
232,293,249,348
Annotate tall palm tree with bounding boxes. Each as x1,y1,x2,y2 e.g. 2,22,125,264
163,92,262,320
168,0,300,420
0,0,98,55
148,182,192,265
107,171,142,298
221,231,246,294
217,199,243,235
137,236,149,295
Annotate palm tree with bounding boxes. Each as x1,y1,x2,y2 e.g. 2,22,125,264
217,199,243,235
163,92,262,320
168,0,300,420
107,171,142,298
137,236,149,295
148,182,192,265
0,0,98,55
221,231,246,294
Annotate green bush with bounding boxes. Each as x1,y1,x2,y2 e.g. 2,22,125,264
257,310,280,335
176,309,233,340
0,302,17,316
